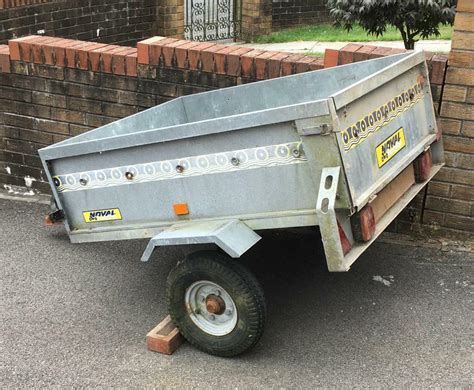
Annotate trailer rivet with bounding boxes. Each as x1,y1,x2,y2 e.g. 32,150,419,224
125,171,134,180
175,165,184,173
231,157,240,166
292,149,300,157
79,178,87,186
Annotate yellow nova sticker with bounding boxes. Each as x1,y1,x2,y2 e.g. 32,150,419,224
83,208,122,223
376,127,406,167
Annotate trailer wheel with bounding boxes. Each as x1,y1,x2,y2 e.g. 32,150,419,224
167,251,266,357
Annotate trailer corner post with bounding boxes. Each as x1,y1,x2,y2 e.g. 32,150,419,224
140,219,261,262
316,166,349,272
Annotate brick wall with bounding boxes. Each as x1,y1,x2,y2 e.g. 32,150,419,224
0,35,323,193
0,0,159,46
428,0,473,234
0,33,471,237
156,0,184,38
242,0,273,41
0,0,51,9
272,0,330,30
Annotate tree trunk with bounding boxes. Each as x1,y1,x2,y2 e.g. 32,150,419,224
398,24,416,50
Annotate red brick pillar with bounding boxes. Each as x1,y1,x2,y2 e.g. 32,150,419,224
156,0,185,38
241,0,272,42
426,0,474,233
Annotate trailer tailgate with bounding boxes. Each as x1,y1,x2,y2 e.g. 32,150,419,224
331,51,438,210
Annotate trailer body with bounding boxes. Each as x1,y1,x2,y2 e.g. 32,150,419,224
39,51,443,272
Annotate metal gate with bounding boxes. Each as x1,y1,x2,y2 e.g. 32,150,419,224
184,0,242,41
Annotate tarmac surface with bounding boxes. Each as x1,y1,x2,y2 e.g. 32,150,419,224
1,197,472,388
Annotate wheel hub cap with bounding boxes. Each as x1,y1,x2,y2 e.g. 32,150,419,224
206,294,226,315
185,281,237,336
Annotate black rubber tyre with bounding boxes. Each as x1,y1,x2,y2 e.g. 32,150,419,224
166,251,266,357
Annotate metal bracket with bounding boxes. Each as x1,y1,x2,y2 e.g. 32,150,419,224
316,166,347,272
297,123,332,136
140,219,261,262
295,116,333,136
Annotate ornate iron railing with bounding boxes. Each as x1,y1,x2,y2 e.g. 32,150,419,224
184,0,242,41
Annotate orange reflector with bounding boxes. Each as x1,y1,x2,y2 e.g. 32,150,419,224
337,222,352,255
173,203,189,215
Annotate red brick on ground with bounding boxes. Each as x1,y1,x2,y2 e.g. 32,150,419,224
146,315,184,355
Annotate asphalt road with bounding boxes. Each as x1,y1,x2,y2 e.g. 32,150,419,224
1,197,472,388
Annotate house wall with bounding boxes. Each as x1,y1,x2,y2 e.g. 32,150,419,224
272,0,330,30
0,0,160,46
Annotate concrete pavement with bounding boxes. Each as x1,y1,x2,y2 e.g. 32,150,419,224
228,40,451,55
1,197,472,388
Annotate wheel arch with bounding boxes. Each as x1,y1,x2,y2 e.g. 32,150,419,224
140,219,261,262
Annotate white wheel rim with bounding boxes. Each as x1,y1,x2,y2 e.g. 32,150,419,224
184,280,238,336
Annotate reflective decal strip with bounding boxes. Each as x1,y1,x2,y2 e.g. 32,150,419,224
54,141,307,193
340,82,425,152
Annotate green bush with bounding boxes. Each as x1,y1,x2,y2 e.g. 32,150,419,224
327,0,456,49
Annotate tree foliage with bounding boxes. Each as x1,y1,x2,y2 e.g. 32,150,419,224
327,0,456,49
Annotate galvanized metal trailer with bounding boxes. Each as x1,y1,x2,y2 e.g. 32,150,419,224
40,51,444,356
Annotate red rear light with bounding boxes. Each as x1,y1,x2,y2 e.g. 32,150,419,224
351,205,376,242
414,148,432,182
